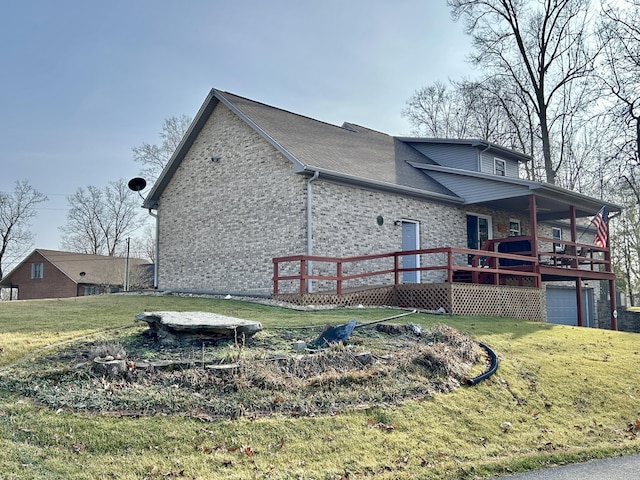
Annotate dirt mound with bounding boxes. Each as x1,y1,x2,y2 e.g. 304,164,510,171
0,322,485,419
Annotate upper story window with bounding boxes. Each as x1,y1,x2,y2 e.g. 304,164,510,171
31,263,43,279
509,219,521,236
494,158,506,176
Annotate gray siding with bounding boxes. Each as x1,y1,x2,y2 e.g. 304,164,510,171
480,152,519,177
426,171,528,205
410,144,479,171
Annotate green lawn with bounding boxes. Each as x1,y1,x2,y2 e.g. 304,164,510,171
1,294,639,479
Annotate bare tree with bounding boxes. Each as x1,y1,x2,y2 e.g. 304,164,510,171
403,77,546,180
132,115,192,183
402,81,472,138
594,0,640,301
0,180,47,279
60,180,141,256
403,79,517,141
129,224,155,263
448,0,600,184
600,0,640,193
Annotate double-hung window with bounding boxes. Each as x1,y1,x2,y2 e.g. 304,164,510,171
494,158,506,176
31,263,43,279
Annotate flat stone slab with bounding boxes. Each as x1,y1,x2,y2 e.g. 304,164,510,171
135,311,262,339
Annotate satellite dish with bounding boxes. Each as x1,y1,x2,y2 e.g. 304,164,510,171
128,177,147,192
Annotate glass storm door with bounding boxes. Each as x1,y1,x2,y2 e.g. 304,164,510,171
401,221,420,283
467,214,492,264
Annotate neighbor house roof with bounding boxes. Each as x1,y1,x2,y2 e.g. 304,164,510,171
0,249,152,287
143,88,621,220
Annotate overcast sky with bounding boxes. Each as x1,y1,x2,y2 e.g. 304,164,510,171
0,0,473,259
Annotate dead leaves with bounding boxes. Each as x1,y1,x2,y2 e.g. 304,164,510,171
367,418,396,431
623,418,640,438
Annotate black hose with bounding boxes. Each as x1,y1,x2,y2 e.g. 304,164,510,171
465,342,498,386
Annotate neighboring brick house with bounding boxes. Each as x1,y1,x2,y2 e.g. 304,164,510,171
141,88,620,328
0,249,153,300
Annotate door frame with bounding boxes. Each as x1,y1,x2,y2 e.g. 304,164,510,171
466,212,493,265
401,220,420,283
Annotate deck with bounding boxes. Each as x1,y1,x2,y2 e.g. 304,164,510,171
273,235,613,295
272,235,615,326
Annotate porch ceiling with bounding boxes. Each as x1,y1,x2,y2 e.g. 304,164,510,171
409,162,621,221
476,191,608,222
464,182,619,221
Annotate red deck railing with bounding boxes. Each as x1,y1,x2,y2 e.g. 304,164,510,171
273,235,612,296
273,246,540,295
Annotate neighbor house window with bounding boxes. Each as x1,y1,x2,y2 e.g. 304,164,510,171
494,158,506,176
83,286,101,296
552,227,564,252
31,263,43,279
509,219,521,236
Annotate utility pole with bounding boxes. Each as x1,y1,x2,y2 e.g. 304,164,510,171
125,237,130,292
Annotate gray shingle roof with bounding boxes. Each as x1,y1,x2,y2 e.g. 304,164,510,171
143,88,620,219
216,90,458,195
144,89,462,209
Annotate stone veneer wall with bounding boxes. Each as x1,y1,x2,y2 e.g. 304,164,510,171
157,101,471,296
157,103,307,295
307,180,467,291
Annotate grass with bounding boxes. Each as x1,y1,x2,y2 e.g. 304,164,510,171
1,294,640,479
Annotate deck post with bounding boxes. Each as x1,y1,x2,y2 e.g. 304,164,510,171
570,206,578,268
529,194,542,289
576,277,583,327
605,233,617,330
529,195,538,257
336,261,343,295
299,259,306,295
394,253,400,285
273,260,279,295
609,278,618,330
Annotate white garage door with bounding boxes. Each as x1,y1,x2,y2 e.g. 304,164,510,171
546,287,594,327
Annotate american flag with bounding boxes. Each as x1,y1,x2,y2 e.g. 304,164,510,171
591,206,609,249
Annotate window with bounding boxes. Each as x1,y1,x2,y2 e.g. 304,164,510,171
552,227,564,252
83,286,101,296
494,158,506,176
31,263,43,279
509,219,521,236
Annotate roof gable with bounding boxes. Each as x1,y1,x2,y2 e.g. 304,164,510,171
0,249,151,287
144,89,462,209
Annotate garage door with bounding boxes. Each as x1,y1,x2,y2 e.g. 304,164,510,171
546,287,594,327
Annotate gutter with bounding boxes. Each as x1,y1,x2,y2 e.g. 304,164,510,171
148,209,159,288
306,171,320,293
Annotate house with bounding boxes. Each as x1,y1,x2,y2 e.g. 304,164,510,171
141,88,620,328
0,249,153,300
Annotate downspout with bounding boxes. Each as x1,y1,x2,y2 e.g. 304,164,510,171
306,171,320,293
479,143,491,172
148,209,159,289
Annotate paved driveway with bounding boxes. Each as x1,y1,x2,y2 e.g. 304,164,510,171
494,454,640,479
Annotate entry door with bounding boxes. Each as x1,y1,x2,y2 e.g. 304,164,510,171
401,221,420,283
467,214,492,264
